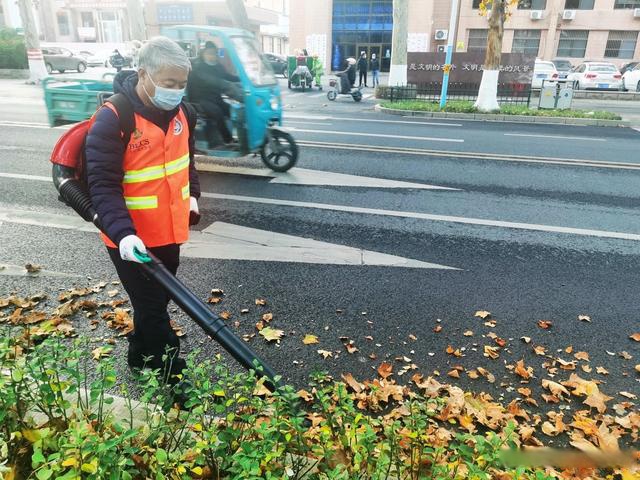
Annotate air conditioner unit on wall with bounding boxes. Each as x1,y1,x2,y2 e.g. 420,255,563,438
435,29,448,41
633,7,640,17
437,45,446,53
530,10,544,20
562,9,576,20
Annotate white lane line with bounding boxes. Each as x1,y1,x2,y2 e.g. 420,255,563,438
0,263,81,278
283,127,464,143
194,164,459,190
298,140,640,171
504,133,606,142
201,192,640,242
0,121,71,130
285,121,332,126
0,172,51,181
286,114,462,127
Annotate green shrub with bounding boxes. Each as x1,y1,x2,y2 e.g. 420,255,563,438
0,28,27,70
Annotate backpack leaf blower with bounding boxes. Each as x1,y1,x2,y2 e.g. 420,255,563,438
51,122,281,392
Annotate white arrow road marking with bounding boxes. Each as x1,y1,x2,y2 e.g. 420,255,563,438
282,127,464,143
183,222,459,269
0,264,81,278
0,209,458,269
194,164,459,190
201,192,640,242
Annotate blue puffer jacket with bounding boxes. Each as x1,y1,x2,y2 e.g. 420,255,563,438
86,72,200,247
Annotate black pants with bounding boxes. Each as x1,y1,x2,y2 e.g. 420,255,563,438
359,70,368,87
199,98,233,145
108,244,184,373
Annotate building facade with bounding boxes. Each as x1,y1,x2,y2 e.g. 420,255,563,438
145,0,289,55
290,0,640,72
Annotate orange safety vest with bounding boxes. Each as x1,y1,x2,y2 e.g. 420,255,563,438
98,104,191,248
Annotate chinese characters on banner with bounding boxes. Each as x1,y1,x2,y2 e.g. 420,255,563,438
406,52,535,85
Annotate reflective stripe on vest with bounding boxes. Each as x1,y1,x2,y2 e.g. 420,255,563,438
123,153,190,184
181,183,190,200
124,195,158,210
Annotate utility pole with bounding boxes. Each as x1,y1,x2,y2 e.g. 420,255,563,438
389,0,408,86
17,0,47,84
226,0,251,32
126,0,147,41
439,0,461,108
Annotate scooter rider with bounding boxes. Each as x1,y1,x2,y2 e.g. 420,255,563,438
85,37,200,384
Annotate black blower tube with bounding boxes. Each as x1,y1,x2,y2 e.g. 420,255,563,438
52,164,281,392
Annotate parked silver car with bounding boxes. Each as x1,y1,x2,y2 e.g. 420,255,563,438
42,47,87,74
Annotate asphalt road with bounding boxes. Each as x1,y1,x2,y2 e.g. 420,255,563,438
0,77,639,426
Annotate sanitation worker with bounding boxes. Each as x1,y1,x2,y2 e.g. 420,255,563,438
85,36,200,385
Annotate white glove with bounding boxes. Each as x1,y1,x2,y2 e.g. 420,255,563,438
189,196,199,214
119,235,147,263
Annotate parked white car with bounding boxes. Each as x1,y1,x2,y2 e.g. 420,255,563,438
532,60,558,89
622,63,640,92
566,62,623,90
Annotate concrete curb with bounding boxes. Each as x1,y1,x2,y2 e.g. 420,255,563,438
0,69,29,80
375,104,631,128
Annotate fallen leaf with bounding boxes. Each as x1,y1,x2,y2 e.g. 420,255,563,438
170,320,185,337
297,389,313,402
107,289,119,298
514,359,533,380
541,379,570,399
484,320,497,327
262,313,273,322
433,325,442,333
619,391,637,400
467,370,479,379
463,330,474,337
241,308,249,314
24,263,42,274
91,346,112,360
317,350,333,359
635,364,640,373
537,320,552,330
518,387,532,397
494,337,507,348
630,333,640,342
341,373,364,393
207,297,222,304
581,365,592,373
565,345,573,354
303,334,319,345
219,311,232,320
255,298,266,306
578,315,592,322
408,334,417,341
534,345,547,356
447,369,460,379
596,366,609,375
211,289,224,296
446,345,462,357
475,310,491,319
521,336,531,344
477,367,496,383
259,327,283,343
620,351,633,360
574,351,590,362
378,362,393,379
483,345,500,359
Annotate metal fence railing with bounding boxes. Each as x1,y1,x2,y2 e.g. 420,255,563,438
387,82,532,106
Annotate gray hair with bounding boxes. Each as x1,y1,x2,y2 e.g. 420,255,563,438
138,36,191,75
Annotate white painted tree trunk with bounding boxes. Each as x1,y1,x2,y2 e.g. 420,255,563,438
388,0,408,86
475,69,500,111
17,0,47,84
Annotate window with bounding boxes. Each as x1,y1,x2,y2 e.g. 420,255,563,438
512,30,541,55
556,30,589,57
518,0,547,9
472,0,482,8
614,0,640,8
468,29,488,51
57,12,70,36
605,31,638,58
564,0,594,8
80,12,94,28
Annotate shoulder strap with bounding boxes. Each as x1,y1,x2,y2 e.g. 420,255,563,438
181,101,197,134
106,93,135,146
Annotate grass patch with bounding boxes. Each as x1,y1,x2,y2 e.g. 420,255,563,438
380,100,622,120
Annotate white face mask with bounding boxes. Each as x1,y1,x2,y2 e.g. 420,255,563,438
142,74,185,111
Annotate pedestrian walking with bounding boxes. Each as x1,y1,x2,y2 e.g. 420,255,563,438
85,36,200,386
357,51,368,87
370,53,380,88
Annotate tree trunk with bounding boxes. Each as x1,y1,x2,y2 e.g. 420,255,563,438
389,0,408,86
126,0,147,41
474,0,505,111
17,0,47,84
226,0,252,32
